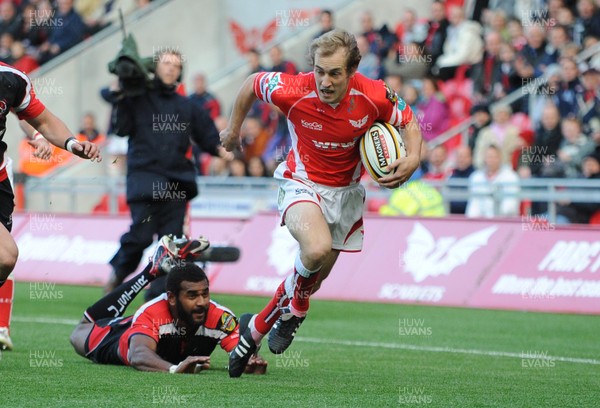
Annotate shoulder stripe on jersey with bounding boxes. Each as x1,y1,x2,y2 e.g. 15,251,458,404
131,293,167,322
209,299,235,317
286,91,317,119
0,65,33,112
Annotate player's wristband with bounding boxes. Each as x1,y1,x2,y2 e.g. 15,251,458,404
64,137,77,153
168,365,178,374
32,131,44,141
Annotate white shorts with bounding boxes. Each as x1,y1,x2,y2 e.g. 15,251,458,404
274,163,365,252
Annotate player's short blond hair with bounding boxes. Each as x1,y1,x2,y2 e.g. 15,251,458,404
308,29,361,74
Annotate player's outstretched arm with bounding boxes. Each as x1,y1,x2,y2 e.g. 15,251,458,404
378,116,422,189
128,334,210,373
219,73,259,152
25,109,102,162
19,120,52,160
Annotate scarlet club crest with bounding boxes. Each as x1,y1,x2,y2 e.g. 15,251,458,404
0,100,7,115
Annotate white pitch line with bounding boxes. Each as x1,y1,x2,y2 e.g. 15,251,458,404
13,316,80,326
13,316,599,366
294,337,600,366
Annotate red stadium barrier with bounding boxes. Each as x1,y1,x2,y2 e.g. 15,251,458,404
10,212,600,314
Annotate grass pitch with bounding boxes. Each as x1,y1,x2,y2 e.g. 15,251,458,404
3,283,599,407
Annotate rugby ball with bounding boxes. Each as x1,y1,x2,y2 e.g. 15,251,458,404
360,122,406,180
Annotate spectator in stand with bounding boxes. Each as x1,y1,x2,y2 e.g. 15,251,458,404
401,84,421,114
19,4,48,56
241,116,270,161
526,102,563,176
554,56,585,117
433,5,484,80
0,33,14,63
314,9,334,39
424,0,449,67
0,2,22,40
449,145,476,214
11,41,38,73
506,17,528,51
466,144,520,218
518,25,553,78
359,10,383,57
486,10,510,42
577,64,600,138
556,151,600,223
269,45,297,75
473,104,524,169
585,35,600,67
189,73,221,121
472,31,503,101
573,0,600,46
422,144,450,180
356,34,380,80
77,112,105,144
247,156,269,178
38,0,87,63
228,155,247,178
383,41,429,81
418,77,450,141
469,104,492,151
246,48,266,74
547,25,571,63
557,116,596,177
384,73,403,96
395,8,428,47
497,42,529,106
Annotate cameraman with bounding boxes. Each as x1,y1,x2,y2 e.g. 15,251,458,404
106,49,229,299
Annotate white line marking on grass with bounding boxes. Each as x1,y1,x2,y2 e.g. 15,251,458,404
295,337,600,366
13,316,80,325
14,316,599,366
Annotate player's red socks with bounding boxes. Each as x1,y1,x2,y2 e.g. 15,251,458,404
289,255,321,317
0,277,14,329
251,281,288,342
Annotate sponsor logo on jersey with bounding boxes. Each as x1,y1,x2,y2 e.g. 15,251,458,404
397,98,407,111
384,84,398,105
220,312,236,334
349,114,369,128
301,119,323,131
403,222,497,282
312,140,357,150
266,72,282,92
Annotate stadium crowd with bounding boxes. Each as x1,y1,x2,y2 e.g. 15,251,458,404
13,0,600,224
188,1,600,223
0,0,153,72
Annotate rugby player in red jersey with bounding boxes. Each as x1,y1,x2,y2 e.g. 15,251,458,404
0,62,102,350
221,29,422,377
70,235,267,374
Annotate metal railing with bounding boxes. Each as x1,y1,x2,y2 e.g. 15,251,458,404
23,175,600,222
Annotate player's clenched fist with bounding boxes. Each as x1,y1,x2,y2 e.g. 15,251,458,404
70,140,102,162
219,128,241,152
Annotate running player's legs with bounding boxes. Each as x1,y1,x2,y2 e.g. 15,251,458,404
0,175,17,281
0,224,17,280
311,249,340,294
285,201,332,271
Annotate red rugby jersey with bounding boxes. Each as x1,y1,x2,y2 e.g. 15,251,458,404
119,295,239,365
254,71,413,187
